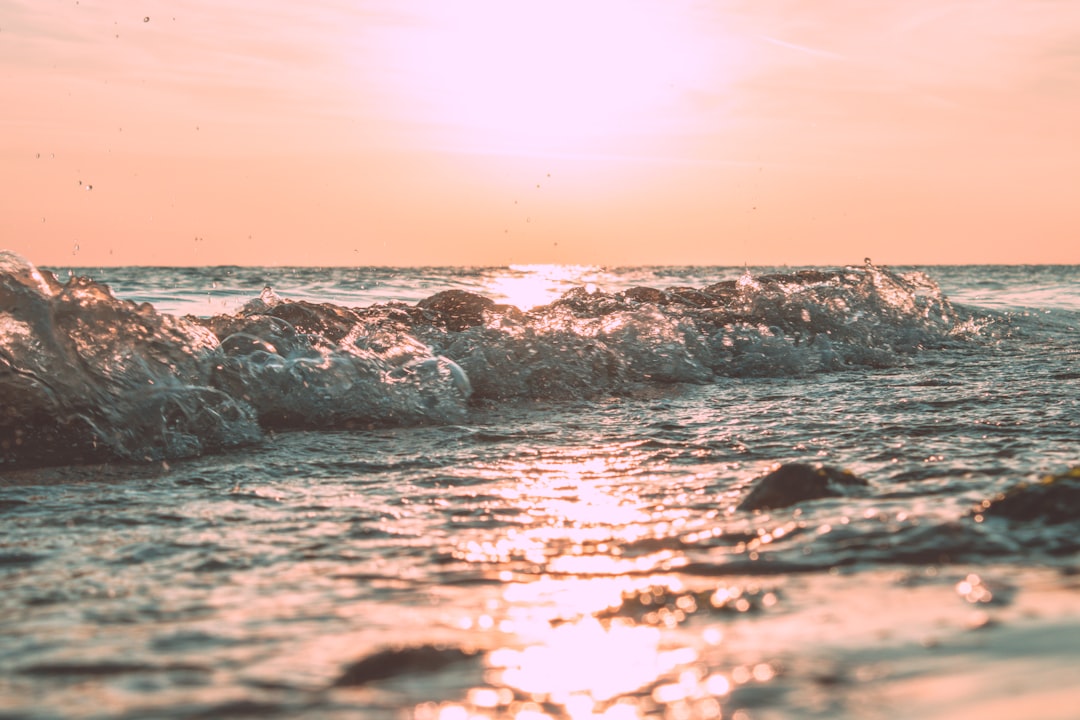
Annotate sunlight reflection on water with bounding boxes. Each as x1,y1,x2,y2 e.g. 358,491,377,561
427,447,732,718
481,264,612,310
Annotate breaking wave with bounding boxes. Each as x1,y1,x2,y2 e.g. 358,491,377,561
1,252,981,468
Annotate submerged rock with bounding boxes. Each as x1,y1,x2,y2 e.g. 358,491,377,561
738,463,869,511
268,300,361,343
1,255,969,468
417,290,521,332
333,645,478,687
973,467,1080,525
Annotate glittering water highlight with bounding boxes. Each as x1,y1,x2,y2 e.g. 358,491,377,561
1,255,1078,719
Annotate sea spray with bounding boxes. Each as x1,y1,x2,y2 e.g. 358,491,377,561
2,253,974,467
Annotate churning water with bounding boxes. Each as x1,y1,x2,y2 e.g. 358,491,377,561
1,255,1078,718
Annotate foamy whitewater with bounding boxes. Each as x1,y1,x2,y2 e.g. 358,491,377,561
1,254,1078,719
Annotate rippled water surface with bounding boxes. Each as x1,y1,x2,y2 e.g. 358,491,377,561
2,260,1078,719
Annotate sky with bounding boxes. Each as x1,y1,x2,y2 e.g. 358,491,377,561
2,0,1078,267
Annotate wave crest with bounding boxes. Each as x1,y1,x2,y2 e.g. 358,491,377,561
1,253,973,467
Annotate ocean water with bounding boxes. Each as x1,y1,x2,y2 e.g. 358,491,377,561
1,254,1078,719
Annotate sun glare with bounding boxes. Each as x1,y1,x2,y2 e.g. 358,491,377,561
386,1,720,157
482,264,609,310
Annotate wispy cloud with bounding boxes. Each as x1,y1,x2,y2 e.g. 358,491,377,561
755,34,844,60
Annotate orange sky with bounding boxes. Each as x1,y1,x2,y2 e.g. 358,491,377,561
2,0,1078,267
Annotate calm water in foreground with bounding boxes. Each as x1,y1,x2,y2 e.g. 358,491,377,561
1,258,1078,719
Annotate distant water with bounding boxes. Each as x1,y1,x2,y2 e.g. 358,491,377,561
2,254,1078,719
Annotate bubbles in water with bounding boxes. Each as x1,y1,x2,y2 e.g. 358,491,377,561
736,269,759,290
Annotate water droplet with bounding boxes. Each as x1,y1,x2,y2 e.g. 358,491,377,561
143,16,150,23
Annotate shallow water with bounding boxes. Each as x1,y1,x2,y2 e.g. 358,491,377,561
1,258,1078,719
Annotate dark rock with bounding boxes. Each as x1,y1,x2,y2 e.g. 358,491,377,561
417,290,498,331
621,286,670,304
333,645,478,687
540,286,626,317
701,279,740,303
666,287,718,308
738,463,868,511
269,301,360,343
491,303,525,323
974,467,1080,525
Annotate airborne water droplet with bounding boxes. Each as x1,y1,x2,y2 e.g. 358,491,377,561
260,286,278,304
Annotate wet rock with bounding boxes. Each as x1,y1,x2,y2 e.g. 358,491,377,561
539,286,629,318
973,467,1080,525
620,286,670,304
666,286,718,308
702,279,739,297
739,463,868,511
417,290,515,331
268,301,360,343
333,645,478,687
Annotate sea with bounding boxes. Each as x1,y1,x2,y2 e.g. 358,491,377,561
1,254,1078,719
